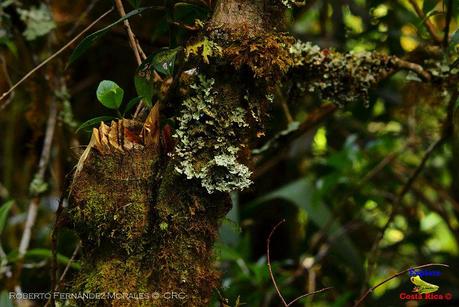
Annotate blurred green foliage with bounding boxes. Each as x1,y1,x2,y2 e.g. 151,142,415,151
0,0,458,306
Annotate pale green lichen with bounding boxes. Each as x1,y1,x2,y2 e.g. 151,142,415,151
281,0,305,8
17,4,55,41
29,175,48,196
174,75,252,193
289,40,397,106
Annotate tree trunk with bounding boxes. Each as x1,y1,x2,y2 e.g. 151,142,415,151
68,114,231,306
67,1,271,305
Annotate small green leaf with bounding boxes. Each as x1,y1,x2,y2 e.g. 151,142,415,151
67,6,155,66
134,76,154,107
96,80,124,109
0,200,14,235
151,47,180,76
76,116,116,133
133,48,180,105
25,248,81,270
124,96,143,115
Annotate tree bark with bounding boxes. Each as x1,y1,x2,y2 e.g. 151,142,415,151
68,115,231,306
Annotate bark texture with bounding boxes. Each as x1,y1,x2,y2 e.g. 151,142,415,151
69,117,231,306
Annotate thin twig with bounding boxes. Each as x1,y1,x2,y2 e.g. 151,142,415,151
267,220,287,306
267,220,332,307
394,58,431,81
46,241,81,307
0,8,114,103
49,176,72,307
57,243,80,287
287,287,333,307
408,0,442,43
113,0,148,118
353,263,449,307
114,0,142,65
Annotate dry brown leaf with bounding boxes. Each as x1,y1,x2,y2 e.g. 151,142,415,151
142,103,160,148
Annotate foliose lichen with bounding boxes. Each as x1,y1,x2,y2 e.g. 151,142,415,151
281,0,305,8
173,74,252,193
17,4,56,41
289,40,397,106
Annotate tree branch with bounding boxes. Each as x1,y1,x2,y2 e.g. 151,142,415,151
393,58,431,81
114,0,144,65
267,220,288,306
408,0,442,44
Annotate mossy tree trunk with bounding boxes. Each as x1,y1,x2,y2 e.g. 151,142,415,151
67,1,269,306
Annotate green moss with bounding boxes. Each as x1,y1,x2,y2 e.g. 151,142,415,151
69,152,153,254
73,257,151,307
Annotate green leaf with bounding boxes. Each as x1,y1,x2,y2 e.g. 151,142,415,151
76,116,116,133
25,248,81,270
67,6,154,67
0,200,14,235
124,96,143,115
96,80,124,109
151,48,180,76
133,48,179,105
134,76,154,107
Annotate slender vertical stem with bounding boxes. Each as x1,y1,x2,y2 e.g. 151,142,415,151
114,0,142,65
